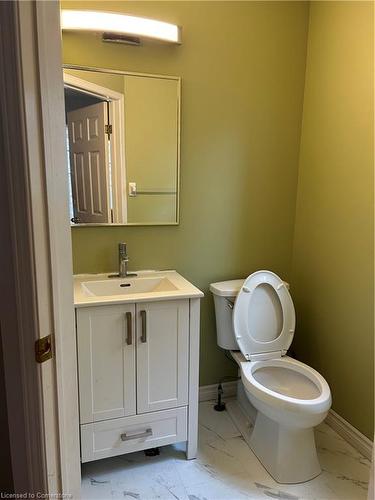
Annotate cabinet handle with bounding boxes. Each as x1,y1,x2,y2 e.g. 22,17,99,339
120,428,152,441
125,311,132,345
140,310,147,343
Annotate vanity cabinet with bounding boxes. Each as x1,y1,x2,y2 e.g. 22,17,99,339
76,297,199,463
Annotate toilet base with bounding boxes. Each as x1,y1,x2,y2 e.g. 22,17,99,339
250,411,321,484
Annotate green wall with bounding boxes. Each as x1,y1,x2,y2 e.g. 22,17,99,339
291,1,374,438
62,1,310,385
63,1,374,438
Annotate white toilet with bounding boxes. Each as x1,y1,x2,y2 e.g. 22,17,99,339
210,270,331,484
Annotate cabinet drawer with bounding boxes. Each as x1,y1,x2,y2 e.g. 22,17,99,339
80,407,187,462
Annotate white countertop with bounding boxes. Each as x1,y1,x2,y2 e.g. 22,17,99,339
74,270,204,307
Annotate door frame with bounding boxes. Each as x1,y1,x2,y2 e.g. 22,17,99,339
0,0,81,496
63,72,127,224
0,0,48,492
35,2,81,495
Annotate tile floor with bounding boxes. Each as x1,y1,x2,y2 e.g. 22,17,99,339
81,401,371,500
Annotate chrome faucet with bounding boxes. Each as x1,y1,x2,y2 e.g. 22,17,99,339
114,243,137,278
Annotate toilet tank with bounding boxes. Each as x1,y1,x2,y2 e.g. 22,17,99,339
210,278,290,351
209,279,245,350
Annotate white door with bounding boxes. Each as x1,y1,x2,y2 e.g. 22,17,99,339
67,101,110,223
136,300,189,413
76,304,136,423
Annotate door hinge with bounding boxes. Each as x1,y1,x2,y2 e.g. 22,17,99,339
105,124,112,136
35,334,53,363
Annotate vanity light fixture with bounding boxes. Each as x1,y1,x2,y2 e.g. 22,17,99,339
61,10,181,44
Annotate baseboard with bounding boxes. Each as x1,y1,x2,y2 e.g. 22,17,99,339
325,409,373,460
199,381,237,402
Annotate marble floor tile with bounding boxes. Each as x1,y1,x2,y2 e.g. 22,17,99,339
198,402,242,442
81,401,371,500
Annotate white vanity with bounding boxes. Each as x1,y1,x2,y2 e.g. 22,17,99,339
74,271,203,463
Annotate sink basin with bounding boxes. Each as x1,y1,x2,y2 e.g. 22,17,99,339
74,270,204,306
81,276,178,297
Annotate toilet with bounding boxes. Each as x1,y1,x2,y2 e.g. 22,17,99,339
210,270,331,484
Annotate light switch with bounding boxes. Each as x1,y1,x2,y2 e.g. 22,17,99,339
128,182,137,197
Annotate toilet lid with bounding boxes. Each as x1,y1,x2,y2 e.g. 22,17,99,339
233,270,295,360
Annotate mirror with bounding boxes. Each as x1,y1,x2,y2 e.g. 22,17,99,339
63,66,181,225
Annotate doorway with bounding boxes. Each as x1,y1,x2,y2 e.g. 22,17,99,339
64,72,127,224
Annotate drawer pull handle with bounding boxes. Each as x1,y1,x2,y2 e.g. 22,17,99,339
120,428,153,441
125,311,132,345
140,310,147,343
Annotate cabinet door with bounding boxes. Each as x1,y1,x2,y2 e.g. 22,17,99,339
136,300,189,413
77,304,136,424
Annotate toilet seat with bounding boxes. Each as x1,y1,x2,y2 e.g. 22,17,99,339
231,351,331,416
233,270,295,361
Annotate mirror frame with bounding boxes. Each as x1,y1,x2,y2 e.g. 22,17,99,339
63,64,181,227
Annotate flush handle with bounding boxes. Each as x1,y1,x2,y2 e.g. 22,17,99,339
140,310,147,343
125,311,132,345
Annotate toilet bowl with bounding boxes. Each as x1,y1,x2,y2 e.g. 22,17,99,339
210,270,332,484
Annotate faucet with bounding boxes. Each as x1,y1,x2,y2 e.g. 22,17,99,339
112,243,137,278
